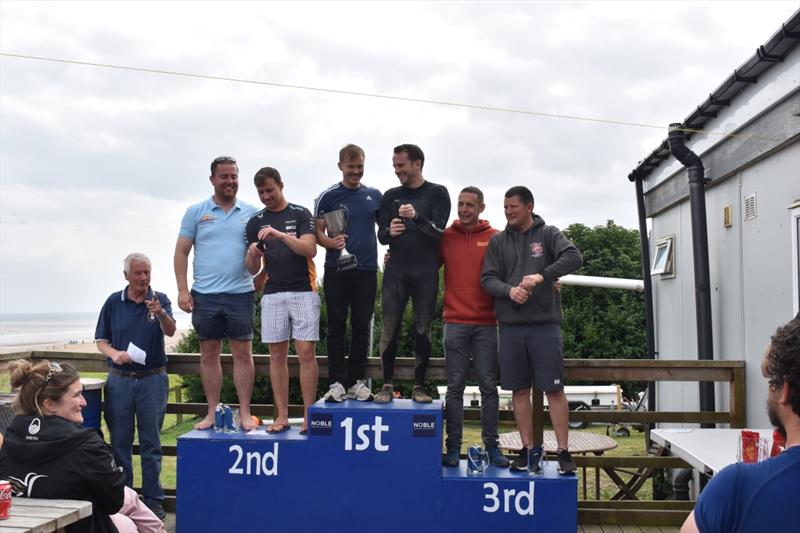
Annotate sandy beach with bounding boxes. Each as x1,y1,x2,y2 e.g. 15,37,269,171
0,329,193,356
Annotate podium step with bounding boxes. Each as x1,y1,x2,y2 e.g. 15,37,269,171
441,461,578,533
176,399,577,532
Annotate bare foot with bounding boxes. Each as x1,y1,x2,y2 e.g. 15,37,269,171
240,412,257,431
194,414,215,430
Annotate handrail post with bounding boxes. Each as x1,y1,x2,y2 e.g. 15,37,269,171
730,366,747,428
175,384,183,424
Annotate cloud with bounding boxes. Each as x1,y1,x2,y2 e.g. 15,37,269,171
1,0,797,313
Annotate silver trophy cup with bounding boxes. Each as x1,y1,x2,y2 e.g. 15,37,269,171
323,208,358,271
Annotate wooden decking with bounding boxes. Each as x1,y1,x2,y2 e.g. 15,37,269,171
164,512,176,532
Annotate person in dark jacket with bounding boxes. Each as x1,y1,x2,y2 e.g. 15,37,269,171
481,186,582,476
0,359,164,533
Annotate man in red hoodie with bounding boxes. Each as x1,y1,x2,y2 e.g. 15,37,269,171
439,186,510,468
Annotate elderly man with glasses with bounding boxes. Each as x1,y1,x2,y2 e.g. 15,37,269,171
95,252,176,520
174,156,261,433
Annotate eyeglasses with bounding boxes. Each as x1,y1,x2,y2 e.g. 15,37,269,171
45,362,63,383
211,156,237,172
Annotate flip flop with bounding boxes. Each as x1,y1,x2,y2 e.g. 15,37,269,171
299,429,308,435
267,422,291,434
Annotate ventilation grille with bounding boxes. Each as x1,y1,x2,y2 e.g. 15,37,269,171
744,193,757,221
723,205,733,228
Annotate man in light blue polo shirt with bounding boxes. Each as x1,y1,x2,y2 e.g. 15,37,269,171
174,155,260,431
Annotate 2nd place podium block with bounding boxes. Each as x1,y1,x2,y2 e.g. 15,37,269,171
177,400,576,532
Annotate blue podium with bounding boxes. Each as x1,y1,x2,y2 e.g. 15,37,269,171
177,399,577,532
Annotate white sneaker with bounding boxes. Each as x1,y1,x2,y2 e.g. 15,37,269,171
347,380,374,402
323,382,347,402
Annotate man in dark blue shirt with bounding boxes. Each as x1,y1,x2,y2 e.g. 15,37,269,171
95,252,176,520
314,144,382,402
374,144,451,403
681,318,800,533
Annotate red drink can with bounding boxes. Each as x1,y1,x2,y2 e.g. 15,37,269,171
0,479,12,520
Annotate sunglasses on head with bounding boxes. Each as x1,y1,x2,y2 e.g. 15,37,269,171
45,362,63,383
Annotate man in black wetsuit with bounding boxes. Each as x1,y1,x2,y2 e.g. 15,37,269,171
374,144,451,403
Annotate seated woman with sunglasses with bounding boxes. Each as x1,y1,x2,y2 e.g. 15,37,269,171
0,359,165,533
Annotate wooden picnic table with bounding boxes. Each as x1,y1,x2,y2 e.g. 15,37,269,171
499,430,638,499
2,497,92,533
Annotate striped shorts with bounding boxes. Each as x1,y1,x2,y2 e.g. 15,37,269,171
261,291,321,343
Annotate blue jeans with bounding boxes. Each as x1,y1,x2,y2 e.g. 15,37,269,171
104,371,168,505
443,323,500,450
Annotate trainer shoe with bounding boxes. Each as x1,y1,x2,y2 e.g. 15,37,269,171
528,446,544,475
347,380,374,401
145,501,167,520
374,385,394,404
442,446,460,467
509,447,529,472
487,446,510,467
411,387,433,403
323,382,347,403
556,448,576,475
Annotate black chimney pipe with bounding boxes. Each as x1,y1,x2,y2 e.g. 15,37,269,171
667,123,715,422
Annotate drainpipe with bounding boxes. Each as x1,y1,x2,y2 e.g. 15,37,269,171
667,124,715,423
633,175,657,429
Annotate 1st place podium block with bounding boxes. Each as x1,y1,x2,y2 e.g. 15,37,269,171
177,399,577,533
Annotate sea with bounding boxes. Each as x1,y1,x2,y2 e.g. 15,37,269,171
0,311,193,349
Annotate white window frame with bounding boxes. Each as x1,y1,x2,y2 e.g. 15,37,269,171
651,236,675,278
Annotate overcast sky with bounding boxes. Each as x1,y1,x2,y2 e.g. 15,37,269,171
1,1,797,314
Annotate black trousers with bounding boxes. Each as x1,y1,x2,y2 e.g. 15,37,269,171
323,269,377,388
379,263,438,387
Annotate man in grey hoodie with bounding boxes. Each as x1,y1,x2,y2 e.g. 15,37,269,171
480,185,582,475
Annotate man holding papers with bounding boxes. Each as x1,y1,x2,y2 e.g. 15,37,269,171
95,252,176,520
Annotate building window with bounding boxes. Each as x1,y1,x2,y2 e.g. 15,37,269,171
651,236,675,278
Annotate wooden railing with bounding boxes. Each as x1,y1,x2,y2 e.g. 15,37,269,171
0,351,746,526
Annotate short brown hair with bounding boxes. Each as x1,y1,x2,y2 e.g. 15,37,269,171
8,359,81,416
254,167,283,187
339,144,365,162
460,186,484,205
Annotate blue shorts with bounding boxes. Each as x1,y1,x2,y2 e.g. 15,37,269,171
191,290,255,341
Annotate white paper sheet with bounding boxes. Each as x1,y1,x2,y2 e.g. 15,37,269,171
126,342,147,365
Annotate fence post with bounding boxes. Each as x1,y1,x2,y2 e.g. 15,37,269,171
174,384,184,424
730,366,746,428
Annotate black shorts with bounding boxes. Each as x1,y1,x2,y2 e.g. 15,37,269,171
498,323,564,392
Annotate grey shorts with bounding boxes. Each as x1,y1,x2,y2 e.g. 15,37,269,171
498,323,564,392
